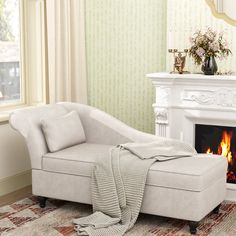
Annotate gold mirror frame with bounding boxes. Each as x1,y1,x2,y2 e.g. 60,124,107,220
205,0,236,26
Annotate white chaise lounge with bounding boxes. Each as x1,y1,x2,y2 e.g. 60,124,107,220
10,102,227,235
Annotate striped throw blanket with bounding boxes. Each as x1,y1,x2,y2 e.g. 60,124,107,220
73,140,196,236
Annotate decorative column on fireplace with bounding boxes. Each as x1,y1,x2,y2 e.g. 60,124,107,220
147,72,236,201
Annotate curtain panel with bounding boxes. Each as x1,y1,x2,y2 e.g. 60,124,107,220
45,0,87,104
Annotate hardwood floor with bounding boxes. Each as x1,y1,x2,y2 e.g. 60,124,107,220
0,186,32,207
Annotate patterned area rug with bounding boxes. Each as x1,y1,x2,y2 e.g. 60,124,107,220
0,196,236,236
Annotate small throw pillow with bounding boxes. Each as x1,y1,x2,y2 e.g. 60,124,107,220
41,110,86,152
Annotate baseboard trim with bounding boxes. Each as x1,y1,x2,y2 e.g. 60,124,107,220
0,170,32,197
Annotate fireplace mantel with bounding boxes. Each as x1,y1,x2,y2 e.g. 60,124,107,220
148,72,236,86
147,72,236,137
147,72,236,201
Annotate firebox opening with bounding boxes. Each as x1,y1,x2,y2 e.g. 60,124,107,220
195,124,236,184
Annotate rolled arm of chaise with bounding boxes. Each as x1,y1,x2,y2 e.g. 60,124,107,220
9,105,68,169
10,111,30,139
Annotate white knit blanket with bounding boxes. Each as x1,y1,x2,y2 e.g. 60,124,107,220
73,140,196,236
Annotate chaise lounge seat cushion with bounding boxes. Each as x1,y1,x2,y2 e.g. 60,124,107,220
42,143,113,178
42,143,227,192
146,154,227,192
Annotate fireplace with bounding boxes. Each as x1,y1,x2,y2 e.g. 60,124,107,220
195,124,236,184
148,72,236,200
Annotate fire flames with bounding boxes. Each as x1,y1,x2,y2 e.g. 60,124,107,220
218,131,233,165
206,131,233,164
206,147,213,154
206,131,235,183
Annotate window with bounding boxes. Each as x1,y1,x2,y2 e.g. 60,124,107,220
0,0,21,106
0,0,48,112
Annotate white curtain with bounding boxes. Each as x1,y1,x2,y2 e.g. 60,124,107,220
45,0,87,104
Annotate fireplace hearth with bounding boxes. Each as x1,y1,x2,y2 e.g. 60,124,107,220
195,124,236,184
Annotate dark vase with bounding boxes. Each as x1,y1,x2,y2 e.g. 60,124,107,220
201,56,218,75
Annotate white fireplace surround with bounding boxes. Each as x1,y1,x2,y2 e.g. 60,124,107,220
147,72,236,201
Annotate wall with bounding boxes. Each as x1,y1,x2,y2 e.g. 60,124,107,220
166,0,236,73
0,123,31,196
85,0,167,134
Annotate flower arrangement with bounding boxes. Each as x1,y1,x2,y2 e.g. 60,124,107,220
189,28,231,65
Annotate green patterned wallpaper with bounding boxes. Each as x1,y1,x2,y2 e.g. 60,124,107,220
85,0,167,134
